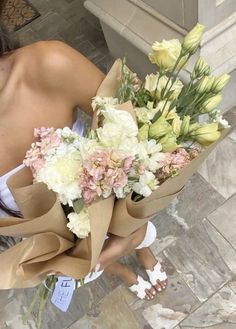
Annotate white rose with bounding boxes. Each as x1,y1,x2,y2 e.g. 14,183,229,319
133,171,159,197
67,209,91,239
102,107,138,137
97,107,139,155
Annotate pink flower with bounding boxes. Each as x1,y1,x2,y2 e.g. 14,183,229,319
34,127,54,138
123,156,133,173
138,164,145,175
114,168,128,188
82,189,97,204
83,150,109,180
171,148,190,170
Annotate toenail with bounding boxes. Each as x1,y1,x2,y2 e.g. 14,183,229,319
157,287,161,291
153,291,156,295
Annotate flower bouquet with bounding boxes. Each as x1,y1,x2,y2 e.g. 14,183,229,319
91,23,232,236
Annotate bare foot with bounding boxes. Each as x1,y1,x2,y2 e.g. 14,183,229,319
105,262,157,300
136,247,167,292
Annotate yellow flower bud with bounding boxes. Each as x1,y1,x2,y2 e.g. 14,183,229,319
191,123,221,146
182,23,205,55
211,73,230,93
196,76,214,94
192,57,210,79
144,73,159,93
180,115,191,135
159,133,178,152
189,122,200,132
149,116,172,139
172,116,182,137
138,123,149,141
149,39,186,71
166,108,177,120
201,95,222,113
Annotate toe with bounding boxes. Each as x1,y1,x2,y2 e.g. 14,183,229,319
145,289,153,300
158,279,167,291
154,282,163,292
149,286,157,297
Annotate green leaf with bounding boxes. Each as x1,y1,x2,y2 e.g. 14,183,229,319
73,199,84,214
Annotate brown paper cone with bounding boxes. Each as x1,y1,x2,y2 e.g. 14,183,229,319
0,167,115,288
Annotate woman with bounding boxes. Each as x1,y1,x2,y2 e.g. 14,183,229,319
0,23,167,300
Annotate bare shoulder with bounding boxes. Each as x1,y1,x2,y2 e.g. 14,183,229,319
22,40,86,87
18,40,105,112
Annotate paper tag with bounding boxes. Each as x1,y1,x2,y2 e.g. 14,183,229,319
51,276,76,312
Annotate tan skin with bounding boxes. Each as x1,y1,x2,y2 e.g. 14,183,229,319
0,41,166,300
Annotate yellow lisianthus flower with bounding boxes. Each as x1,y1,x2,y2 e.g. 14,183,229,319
149,39,185,71
191,123,221,146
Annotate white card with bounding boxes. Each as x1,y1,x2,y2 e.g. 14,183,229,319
51,276,76,312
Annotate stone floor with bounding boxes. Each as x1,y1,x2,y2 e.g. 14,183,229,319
0,0,236,328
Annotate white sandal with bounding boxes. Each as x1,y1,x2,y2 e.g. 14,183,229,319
146,262,167,292
128,275,152,300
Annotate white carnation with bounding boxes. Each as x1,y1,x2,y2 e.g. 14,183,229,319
76,137,100,160
137,140,166,172
67,209,90,239
133,171,159,197
92,96,119,113
36,151,82,204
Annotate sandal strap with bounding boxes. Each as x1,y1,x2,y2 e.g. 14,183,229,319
129,275,152,299
146,262,167,286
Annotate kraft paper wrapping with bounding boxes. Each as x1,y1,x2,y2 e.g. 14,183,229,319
0,167,115,289
94,59,234,237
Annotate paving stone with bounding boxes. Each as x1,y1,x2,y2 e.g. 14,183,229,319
208,194,236,250
0,289,17,311
27,0,52,15
150,173,225,254
164,219,236,302
31,12,70,40
180,285,236,328
15,28,41,46
224,106,236,126
181,325,236,329
0,294,36,329
55,0,87,25
68,286,141,329
229,276,236,293
198,125,236,199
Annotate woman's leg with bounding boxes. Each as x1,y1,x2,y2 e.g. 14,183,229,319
96,223,148,270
